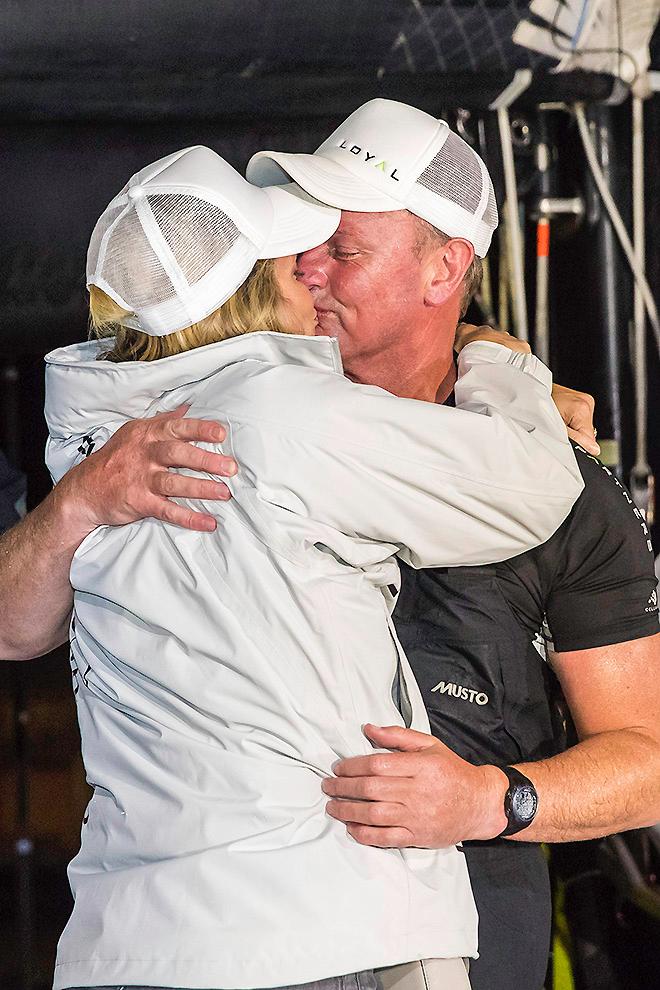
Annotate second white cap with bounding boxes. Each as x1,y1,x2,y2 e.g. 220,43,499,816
87,146,341,337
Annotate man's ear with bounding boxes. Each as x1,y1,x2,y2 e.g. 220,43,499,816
423,238,474,307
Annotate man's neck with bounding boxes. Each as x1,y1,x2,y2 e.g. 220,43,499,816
344,337,456,404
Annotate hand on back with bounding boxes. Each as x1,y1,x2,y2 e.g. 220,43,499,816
58,405,236,533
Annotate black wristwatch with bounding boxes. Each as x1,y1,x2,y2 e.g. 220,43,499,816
497,766,538,837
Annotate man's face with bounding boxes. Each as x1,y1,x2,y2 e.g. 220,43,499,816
296,210,431,374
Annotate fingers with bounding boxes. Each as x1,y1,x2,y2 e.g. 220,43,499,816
567,428,601,456
155,440,237,477
125,407,226,444
551,386,597,444
322,774,408,802
154,472,232,501
326,799,405,827
148,496,218,533
332,752,417,778
164,416,227,445
346,824,413,848
362,723,438,752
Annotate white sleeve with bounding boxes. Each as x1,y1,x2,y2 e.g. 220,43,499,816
200,341,584,568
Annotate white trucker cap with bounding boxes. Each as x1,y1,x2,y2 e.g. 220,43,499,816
87,145,340,336
247,99,498,257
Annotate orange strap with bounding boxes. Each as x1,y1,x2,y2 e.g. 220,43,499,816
537,219,550,258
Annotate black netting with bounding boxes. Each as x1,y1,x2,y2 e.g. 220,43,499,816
380,0,547,75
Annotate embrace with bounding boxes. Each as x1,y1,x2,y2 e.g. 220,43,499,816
1,99,658,990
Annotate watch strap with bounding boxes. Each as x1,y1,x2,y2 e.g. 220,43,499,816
498,765,538,838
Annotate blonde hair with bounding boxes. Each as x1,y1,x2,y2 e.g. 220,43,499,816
90,258,290,362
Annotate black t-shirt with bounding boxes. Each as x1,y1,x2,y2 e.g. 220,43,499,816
494,445,658,653
394,444,659,768
393,443,658,989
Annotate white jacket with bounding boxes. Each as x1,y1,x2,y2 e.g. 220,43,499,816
44,332,583,990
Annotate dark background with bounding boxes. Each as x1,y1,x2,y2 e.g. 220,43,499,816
0,3,658,988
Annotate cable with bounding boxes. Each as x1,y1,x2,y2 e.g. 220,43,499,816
573,102,660,357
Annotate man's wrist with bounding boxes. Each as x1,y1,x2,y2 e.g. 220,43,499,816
49,465,100,546
475,764,509,839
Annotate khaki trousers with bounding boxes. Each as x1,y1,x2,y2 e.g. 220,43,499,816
377,958,471,990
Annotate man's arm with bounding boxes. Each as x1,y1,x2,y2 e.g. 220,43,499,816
323,521,660,846
321,635,660,845
505,634,660,840
0,484,95,660
0,407,236,661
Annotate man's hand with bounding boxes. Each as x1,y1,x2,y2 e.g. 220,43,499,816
551,383,599,456
59,404,236,534
322,723,507,848
0,405,237,659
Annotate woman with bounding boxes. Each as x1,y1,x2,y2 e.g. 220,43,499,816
45,146,582,990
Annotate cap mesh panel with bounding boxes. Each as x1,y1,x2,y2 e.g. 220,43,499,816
148,194,241,287
416,132,484,215
99,208,176,310
94,194,242,314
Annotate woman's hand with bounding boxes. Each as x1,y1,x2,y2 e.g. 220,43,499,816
551,383,599,455
455,323,599,455
454,322,531,355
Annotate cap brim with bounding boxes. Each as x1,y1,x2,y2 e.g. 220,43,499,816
248,151,402,213
258,182,341,258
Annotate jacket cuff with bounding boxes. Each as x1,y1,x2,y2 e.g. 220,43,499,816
457,341,553,393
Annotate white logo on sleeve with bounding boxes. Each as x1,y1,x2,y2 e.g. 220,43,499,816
430,680,489,705
646,589,658,614
532,631,547,660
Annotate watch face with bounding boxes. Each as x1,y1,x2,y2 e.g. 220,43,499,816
512,784,538,823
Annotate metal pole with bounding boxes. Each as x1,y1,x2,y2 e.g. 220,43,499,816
585,105,631,479
534,113,552,366
497,106,529,341
630,93,654,523
498,225,510,331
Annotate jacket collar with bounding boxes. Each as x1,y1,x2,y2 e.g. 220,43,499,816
44,332,344,439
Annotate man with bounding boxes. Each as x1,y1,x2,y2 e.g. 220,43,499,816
245,98,660,989
1,98,655,987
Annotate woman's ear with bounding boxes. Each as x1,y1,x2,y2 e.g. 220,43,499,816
423,238,474,307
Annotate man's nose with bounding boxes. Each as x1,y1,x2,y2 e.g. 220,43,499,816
297,245,329,291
